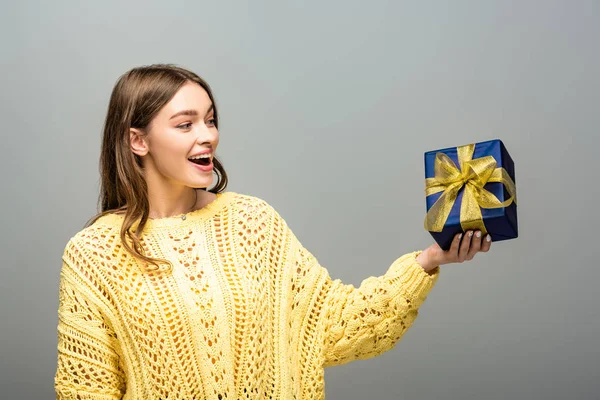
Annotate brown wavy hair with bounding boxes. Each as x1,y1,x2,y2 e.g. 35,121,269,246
85,64,228,271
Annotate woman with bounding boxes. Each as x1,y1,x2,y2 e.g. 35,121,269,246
54,64,491,399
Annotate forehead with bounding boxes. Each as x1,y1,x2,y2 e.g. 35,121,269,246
161,82,212,115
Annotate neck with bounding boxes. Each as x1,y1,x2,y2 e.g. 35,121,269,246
146,184,198,219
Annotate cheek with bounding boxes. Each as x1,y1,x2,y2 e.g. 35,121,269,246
151,136,189,167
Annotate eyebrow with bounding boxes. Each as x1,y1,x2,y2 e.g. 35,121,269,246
169,104,214,120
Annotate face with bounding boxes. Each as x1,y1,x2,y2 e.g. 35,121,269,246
131,81,219,190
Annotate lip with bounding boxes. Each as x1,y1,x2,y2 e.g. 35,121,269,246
189,149,212,157
189,159,213,172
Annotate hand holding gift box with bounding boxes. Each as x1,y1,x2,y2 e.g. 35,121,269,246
423,139,518,251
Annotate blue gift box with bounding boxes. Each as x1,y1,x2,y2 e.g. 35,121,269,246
424,139,518,250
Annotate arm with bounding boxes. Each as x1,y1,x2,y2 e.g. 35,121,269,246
317,250,438,367
55,241,126,399
269,207,440,368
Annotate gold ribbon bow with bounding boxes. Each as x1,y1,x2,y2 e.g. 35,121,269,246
424,143,517,234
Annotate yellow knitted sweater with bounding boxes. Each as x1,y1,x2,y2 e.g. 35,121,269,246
55,192,440,399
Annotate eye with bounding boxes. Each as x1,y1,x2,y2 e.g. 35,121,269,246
207,118,216,127
177,122,192,129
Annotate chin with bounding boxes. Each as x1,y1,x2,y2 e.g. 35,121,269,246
190,178,214,189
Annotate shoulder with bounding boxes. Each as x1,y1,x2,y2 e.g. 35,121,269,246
227,192,292,231
227,192,295,234
228,192,277,216
62,216,121,264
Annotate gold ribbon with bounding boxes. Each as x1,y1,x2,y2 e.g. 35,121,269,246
424,143,517,234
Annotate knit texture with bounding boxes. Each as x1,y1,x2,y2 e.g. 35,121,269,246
55,192,440,399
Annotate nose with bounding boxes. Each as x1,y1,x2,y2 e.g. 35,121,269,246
195,121,218,144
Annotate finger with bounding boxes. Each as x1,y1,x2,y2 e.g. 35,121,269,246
449,232,462,259
466,230,482,260
458,230,473,262
480,233,492,252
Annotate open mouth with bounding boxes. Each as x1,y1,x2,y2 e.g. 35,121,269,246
188,157,211,166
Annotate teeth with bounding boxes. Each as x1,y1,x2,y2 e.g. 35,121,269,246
189,153,211,160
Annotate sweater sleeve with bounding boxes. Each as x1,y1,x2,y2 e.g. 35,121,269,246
55,240,126,399
269,206,440,368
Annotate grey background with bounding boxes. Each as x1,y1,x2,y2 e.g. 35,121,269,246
1,0,598,399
